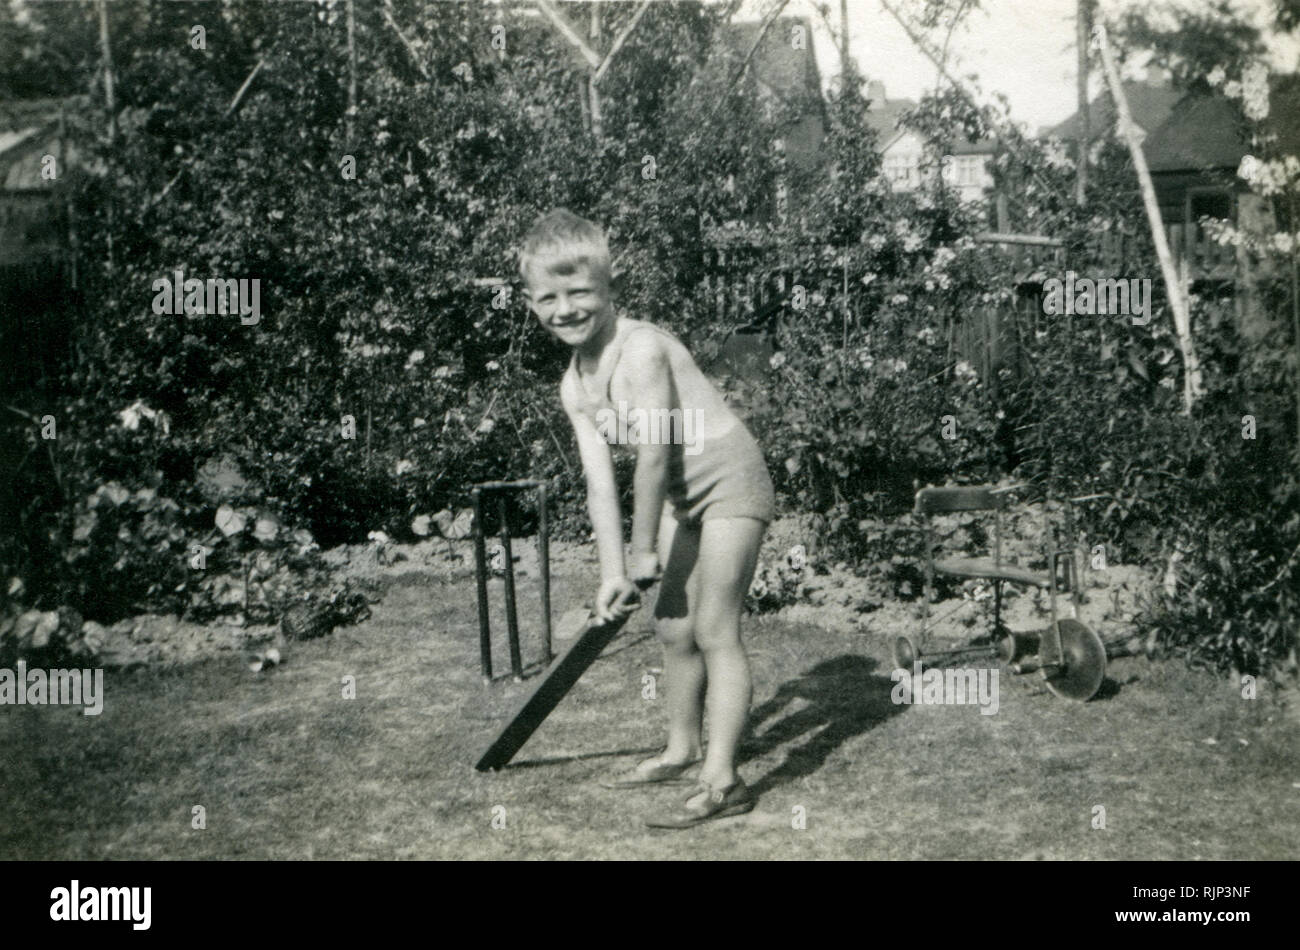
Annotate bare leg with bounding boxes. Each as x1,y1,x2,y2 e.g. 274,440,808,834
691,516,765,791
639,506,704,771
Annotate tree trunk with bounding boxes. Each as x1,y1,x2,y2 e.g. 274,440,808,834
840,0,849,74
346,0,357,145
97,0,115,270
589,4,602,136
1097,23,1203,412
1075,0,1090,205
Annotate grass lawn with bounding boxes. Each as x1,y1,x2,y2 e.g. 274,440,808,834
2,566,1297,860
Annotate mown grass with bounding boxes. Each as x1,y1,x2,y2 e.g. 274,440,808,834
2,567,1297,860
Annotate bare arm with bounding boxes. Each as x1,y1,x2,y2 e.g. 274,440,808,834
560,374,626,584
610,331,676,566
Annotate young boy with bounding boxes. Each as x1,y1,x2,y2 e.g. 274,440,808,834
520,209,775,828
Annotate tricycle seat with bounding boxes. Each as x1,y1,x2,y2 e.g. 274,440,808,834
933,557,1049,588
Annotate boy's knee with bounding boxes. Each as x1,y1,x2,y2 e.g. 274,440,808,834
655,616,695,650
694,624,742,653
692,605,742,651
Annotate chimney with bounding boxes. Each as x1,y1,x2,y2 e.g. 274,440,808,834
868,80,886,104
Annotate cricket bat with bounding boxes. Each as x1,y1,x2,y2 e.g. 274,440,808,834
475,582,651,771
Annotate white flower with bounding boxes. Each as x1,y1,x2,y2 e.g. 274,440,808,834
1242,63,1269,121
368,530,390,546
917,327,938,345
412,417,427,429
1206,65,1226,87
118,400,161,432
769,351,787,369
890,294,909,306
395,459,415,476
477,417,496,435
1223,80,1242,99
485,360,500,371
1237,154,1261,184
405,349,425,368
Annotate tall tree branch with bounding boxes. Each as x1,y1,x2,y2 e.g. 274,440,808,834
594,0,652,83
535,0,601,69
381,0,432,80
1096,22,1203,411
726,0,792,93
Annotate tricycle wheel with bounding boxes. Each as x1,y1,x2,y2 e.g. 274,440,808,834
1043,619,1106,701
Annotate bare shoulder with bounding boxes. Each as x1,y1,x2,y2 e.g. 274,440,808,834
617,323,673,377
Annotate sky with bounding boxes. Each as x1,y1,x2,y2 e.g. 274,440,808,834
739,0,1300,134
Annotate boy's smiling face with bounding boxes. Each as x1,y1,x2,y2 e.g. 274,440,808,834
524,256,615,351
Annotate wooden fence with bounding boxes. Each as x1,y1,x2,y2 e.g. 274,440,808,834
700,222,1243,386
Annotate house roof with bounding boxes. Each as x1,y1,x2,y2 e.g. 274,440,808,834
1043,75,1300,174
1142,95,1246,172
1042,81,1182,142
867,83,995,156
1142,76,1300,173
724,17,823,113
864,97,916,144
722,17,825,174
948,137,997,156
0,99,72,191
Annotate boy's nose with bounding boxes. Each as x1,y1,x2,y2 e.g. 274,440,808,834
553,296,575,319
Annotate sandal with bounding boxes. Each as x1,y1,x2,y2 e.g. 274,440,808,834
644,779,755,829
600,753,701,789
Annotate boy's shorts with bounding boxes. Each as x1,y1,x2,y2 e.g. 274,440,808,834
670,422,776,526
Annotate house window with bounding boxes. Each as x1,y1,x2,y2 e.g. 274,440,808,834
1187,188,1233,226
884,154,917,188
943,154,984,187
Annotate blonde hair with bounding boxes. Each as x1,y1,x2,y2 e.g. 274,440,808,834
518,208,612,286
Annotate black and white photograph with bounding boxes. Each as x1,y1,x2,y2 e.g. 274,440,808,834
1,0,1297,886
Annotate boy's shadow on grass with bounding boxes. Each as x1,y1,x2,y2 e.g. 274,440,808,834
741,654,904,797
